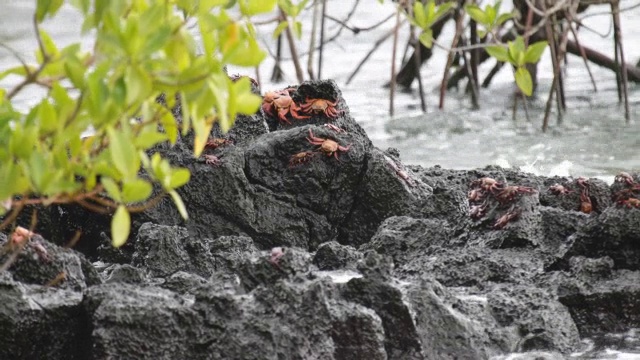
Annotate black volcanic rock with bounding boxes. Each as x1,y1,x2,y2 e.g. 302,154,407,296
2,80,640,359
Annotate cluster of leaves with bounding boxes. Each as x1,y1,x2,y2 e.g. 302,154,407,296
402,0,547,97
273,0,310,39
466,1,546,96
0,0,277,247
485,37,547,96
464,0,512,38
407,0,456,48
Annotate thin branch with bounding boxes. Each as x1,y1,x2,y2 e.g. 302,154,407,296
318,0,327,79
324,13,395,34
346,23,403,85
389,4,402,116
307,0,320,80
281,9,304,83
439,7,464,110
566,11,597,91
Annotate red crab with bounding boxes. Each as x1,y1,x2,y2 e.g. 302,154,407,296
385,156,415,187
269,247,285,269
615,172,635,186
306,129,351,161
618,197,640,208
300,98,341,118
323,123,345,133
577,177,592,214
612,187,640,203
470,204,487,220
288,151,316,168
204,154,222,167
494,185,536,205
10,226,34,247
468,188,485,202
9,226,50,262
204,138,233,150
548,184,572,196
493,208,522,229
471,177,504,194
262,88,309,124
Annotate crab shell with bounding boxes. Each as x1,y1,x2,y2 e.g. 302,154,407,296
306,129,351,160
204,154,222,167
262,91,309,124
615,172,635,185
495,186,535,204
288,151,315,167
300,98,340,118
618,198,640,208
548,184,572,195
205,138,233,150
493,209,521,229
472,177,503,193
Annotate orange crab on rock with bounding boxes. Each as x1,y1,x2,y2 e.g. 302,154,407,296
300,97,341,119
204,137,233,150
618,197,640,208
288,151,316,168
262,88,309,124
494,185,536,205
306,129,351,161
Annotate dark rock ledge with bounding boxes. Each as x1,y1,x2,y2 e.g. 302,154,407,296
1,80,639,360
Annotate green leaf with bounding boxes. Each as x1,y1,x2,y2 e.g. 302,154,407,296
111,205,130,248
233,83,262,115
0,162,25,201
224,35,266,67
70,0,90,14
241,0,277,16
169,168,191,189
64,57,86,89
0,65,34,80
294,0,310,17
11,125,37,159
418,30,434,49
425,0,435,22
496,12,513,26
140,25,172,56
273,21,288,38
278,0,293,15
107,126,139,179
485,4,496,25
524,41,548,64
122,179,153,203
485,45,510,63
38,99,57,133
36,0,64,22
515,67,533,96
508,37,525,64
434,1,455,22
464,5,487,25
413,2,428,28
293,21,302,40
37,29,59,60
134,131,168,148
28,152,48,192
160,110,178,144
169,190,188,220
125,66,152,105
101,177,122,202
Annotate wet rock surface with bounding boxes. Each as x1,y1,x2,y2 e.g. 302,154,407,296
1,80,639,359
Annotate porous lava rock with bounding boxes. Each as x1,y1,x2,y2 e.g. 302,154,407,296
2,80,639,359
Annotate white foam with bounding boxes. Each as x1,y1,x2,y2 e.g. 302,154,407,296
314,270,362,284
